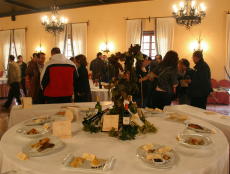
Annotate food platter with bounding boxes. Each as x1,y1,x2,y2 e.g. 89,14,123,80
63,153,114,172
24,116,54,126
136,144,177,169
185,122,212,133
17,126,50,138
22,137,65,157
178,133,212,149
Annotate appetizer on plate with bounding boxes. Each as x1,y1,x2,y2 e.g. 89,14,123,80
26,128,39,135
23,136,64,157
31,137,55,152
186,122,212,133
63,153,114,171
167,113,188,122
177,133,212,149
17,126,50,138
24,116,53,126
137,144,176,169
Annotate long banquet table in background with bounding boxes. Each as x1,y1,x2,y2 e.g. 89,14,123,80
164,105,230,143
1,102,229,174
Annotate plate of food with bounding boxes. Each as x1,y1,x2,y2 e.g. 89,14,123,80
141,108,163,117
17,126,50,138
177,133,212,149
24,116,54,126
166,112,188,123
63,152,114,172
136,144,177,169
22,137,65,157
185,122,212,133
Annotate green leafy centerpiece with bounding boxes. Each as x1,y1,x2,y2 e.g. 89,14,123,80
82,45,157,140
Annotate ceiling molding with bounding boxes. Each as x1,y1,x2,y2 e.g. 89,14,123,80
5,0,38,10
0,0,149,18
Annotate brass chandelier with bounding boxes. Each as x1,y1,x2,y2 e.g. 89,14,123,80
41,1,68,36
172,0,206,29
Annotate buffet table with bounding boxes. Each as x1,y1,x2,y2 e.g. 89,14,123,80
1,103,229,174
164,105,230,143
90,80,111,102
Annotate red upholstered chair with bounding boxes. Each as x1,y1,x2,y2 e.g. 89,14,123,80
0,71,3,77
207,79,230,105
219,80,230,88
211,79,219,88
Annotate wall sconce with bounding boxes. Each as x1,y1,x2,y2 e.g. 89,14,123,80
35,44,45,53
189,36,208,52
99,41,114,54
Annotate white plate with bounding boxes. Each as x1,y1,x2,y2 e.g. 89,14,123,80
136,144,176,169
22,136,65,157
63,153,114,172
141,109,163,117
185,122,212,133
17,126,50,139
178,133,212,149
24,116,54,126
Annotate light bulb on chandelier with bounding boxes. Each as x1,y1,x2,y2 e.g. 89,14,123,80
41,0,68,36
172,0,206,29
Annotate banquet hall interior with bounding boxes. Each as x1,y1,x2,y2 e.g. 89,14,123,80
0,0,230,173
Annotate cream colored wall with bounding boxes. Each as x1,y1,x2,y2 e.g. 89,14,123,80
0,0,229,80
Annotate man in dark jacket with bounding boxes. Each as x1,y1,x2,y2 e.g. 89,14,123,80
90,52,107,82
40,47,78,104
189,51,212,109
17,55,27,96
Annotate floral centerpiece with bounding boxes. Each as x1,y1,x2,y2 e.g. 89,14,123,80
82,45,157,140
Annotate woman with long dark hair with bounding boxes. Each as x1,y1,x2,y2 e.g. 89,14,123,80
74,55,92,102
152,50,179,109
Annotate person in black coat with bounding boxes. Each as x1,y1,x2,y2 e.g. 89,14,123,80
189,51,212,109
74,55,92,103
17,55,27,96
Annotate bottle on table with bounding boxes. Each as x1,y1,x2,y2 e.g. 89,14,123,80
122,104,131,127
82,108,109,126
95,96,102,113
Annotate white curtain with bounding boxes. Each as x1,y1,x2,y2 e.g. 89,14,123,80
126,19,142,50
57,25,68,54
72,23,87,56
156,18,175,57
226,14,230,78
0,30,11,70
14,29,26,58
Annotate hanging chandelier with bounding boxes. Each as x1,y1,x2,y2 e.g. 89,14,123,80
172,0,206,29
41,1,68,36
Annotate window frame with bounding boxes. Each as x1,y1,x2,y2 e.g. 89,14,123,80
141,31,157,59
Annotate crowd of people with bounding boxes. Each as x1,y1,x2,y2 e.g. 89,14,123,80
2,46,212,111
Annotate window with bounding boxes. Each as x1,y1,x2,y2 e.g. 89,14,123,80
141,31,157,59
65,38,73,59
10,43,16,57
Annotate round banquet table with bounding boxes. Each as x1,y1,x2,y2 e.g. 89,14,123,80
0,113,229,174
89,80,111,102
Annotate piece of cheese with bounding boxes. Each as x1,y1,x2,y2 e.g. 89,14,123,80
157,146,172,153
142,144,154,151
146,154,161,160
17,152,29,160
82,153,96,161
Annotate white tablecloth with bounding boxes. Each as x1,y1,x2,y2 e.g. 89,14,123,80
164,105,230,143
90,80,111,102
1,103,229,174
0,78,7,85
